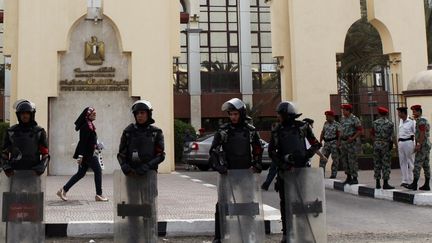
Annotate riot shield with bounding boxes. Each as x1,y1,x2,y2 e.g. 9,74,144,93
1,170,45,243
282,168,327,243
114,170,158,243
217,169,265,243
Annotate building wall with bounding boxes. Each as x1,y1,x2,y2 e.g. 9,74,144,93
4,0,179,174
367,0,428,91
271,0,361,165
270,0,427,168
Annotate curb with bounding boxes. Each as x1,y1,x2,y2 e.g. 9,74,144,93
325,179,432,206
45,219,282,238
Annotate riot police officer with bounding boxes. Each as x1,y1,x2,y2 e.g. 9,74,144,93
210,98,263,243
115,100,164,243
268,101,321,243
1,99,49,176
117,100,165,175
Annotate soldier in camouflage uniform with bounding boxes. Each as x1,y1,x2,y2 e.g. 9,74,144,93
340,104,363,185
407,105,431,191
319,110,341,178
371,107,394,189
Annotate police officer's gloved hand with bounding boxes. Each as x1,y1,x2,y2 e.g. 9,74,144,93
305,149,315,159
4,169,14,177
216,165,227,175
120,163,133,175
32,165,46,176
251,162,262,173
136,164,151,175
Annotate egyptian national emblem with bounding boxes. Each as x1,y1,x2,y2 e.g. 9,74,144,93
85,36,105,65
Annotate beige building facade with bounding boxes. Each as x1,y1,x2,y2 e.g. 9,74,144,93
4,0,430,173
4,0,179,174
270,0,428,166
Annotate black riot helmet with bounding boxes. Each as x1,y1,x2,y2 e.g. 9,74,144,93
221,98,251,122
131,100,155,124
14,99,36,124
276,101,302,122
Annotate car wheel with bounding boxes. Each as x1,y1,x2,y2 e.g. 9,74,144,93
197,165,210,171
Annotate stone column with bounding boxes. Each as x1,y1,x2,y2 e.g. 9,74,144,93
187,19,202,131
238,0,253,106
4,56,11,122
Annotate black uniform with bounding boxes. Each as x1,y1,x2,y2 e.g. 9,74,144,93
117,121,165,175
2,123,48,174
268,120,321,237
2,100,49,175
210,121,263,241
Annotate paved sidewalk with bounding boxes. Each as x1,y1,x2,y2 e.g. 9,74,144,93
326,169,432,205
45,171,281,237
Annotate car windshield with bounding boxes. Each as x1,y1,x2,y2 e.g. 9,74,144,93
196,134,214,142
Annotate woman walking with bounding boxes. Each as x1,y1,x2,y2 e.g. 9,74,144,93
56,107,108,201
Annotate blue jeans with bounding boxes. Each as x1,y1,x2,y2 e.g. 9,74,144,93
63,155,103,195
263,160,277,186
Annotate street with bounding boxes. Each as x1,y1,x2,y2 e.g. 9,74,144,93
46,169,432,242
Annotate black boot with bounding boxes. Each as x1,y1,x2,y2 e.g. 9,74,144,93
375,179,381,189
419,178,430,191
383,179,395,190
343,175,352,184
350,177,358,185
407,178,418,191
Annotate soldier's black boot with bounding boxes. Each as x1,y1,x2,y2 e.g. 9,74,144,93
350,177,358,185
343,175,352,184
407,178,418,191
375,179,381,189
419,178,430,191
383,180,395,190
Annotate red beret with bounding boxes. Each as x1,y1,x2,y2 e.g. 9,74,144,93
411,105,422,111
325,110,335,116
377,107,389,115
341,104,353,110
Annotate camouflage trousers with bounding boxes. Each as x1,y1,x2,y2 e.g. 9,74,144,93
319,141,340,176
413,144,431,179
340,140,358,178
373,141,392,180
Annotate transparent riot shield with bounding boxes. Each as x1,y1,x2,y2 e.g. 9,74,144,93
1,170,45,243
282,168,327,243
217,169,265,243
114,170,158,243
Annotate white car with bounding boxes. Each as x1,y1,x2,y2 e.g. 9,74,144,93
182,134,272,171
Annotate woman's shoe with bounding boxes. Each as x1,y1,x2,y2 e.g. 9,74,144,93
56,188,68,201
95,194,109,202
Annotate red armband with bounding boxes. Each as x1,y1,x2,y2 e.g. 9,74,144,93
252,144,263,155
419,124,426,132
154,145,164,155
39,145,49,155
